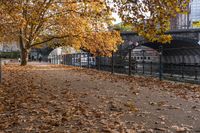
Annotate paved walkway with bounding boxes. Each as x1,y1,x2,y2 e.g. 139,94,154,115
0,63,200,132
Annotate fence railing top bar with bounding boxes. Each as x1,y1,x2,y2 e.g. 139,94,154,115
120,29,200,36
163,46,200,51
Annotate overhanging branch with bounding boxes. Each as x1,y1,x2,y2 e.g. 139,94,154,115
31,34,81,48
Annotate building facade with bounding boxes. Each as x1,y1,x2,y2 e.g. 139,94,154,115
170,13,190,29
171,0,200,29
190,0,200,28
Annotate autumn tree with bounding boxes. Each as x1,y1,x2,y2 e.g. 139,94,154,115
111,0,190,43
0,0,122,65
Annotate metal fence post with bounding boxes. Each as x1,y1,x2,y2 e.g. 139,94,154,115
0,57,2,83
80,53,82,67
71,54,72,66
71,54,73,66
150,61,153,75
100,56,101,70
87,53,90,68
55,55,57,64
52,55,53,64
97,56,101,70
135,61,138,73
58,55,59,64
53,55,55,64
181,55,184,79
59,55,60,64
54,55,55,64
181,63,184,79
64,55,66,65
53,55,54,64
62,55,63,65
128,49,132,76
69,54,70,65
95,57,97,69
55,55,58,64
59,55,62,65
72,53,77,66
170,64,173,77
62,55,64,65
65,55,67,65
111,51,114,74
60,55,62,64
159,46,163,81
57,55,58,64
195,63,198,80
142,50,145,74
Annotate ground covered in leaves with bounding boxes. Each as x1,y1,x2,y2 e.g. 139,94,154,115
0,63,200,133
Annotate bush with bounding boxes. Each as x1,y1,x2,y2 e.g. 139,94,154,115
0,51,20,59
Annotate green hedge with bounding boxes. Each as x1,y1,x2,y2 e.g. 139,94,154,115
0,52,20,59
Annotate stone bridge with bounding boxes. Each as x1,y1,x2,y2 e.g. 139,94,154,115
38,29,200,63
119,29,200,63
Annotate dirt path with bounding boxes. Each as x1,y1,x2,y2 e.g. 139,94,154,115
0,63,200,133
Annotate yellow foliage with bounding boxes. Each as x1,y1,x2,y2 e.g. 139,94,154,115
0,0,122,58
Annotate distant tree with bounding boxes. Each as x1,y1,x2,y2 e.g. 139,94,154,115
0,0,123,65
112,23,133,31
111,0,190,43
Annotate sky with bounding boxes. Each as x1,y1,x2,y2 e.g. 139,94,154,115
112,12,122,24
108,0,122,24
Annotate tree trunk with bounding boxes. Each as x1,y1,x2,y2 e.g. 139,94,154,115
19,29,30,66
20,48,29,66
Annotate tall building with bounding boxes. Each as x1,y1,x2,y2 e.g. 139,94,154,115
190,0,200,28
171,0,200,29
170,13,190,29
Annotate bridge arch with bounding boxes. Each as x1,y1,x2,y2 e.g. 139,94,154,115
118,35,200,64
123,36,199,51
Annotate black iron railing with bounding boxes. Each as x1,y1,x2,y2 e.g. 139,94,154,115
48,47,200,84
